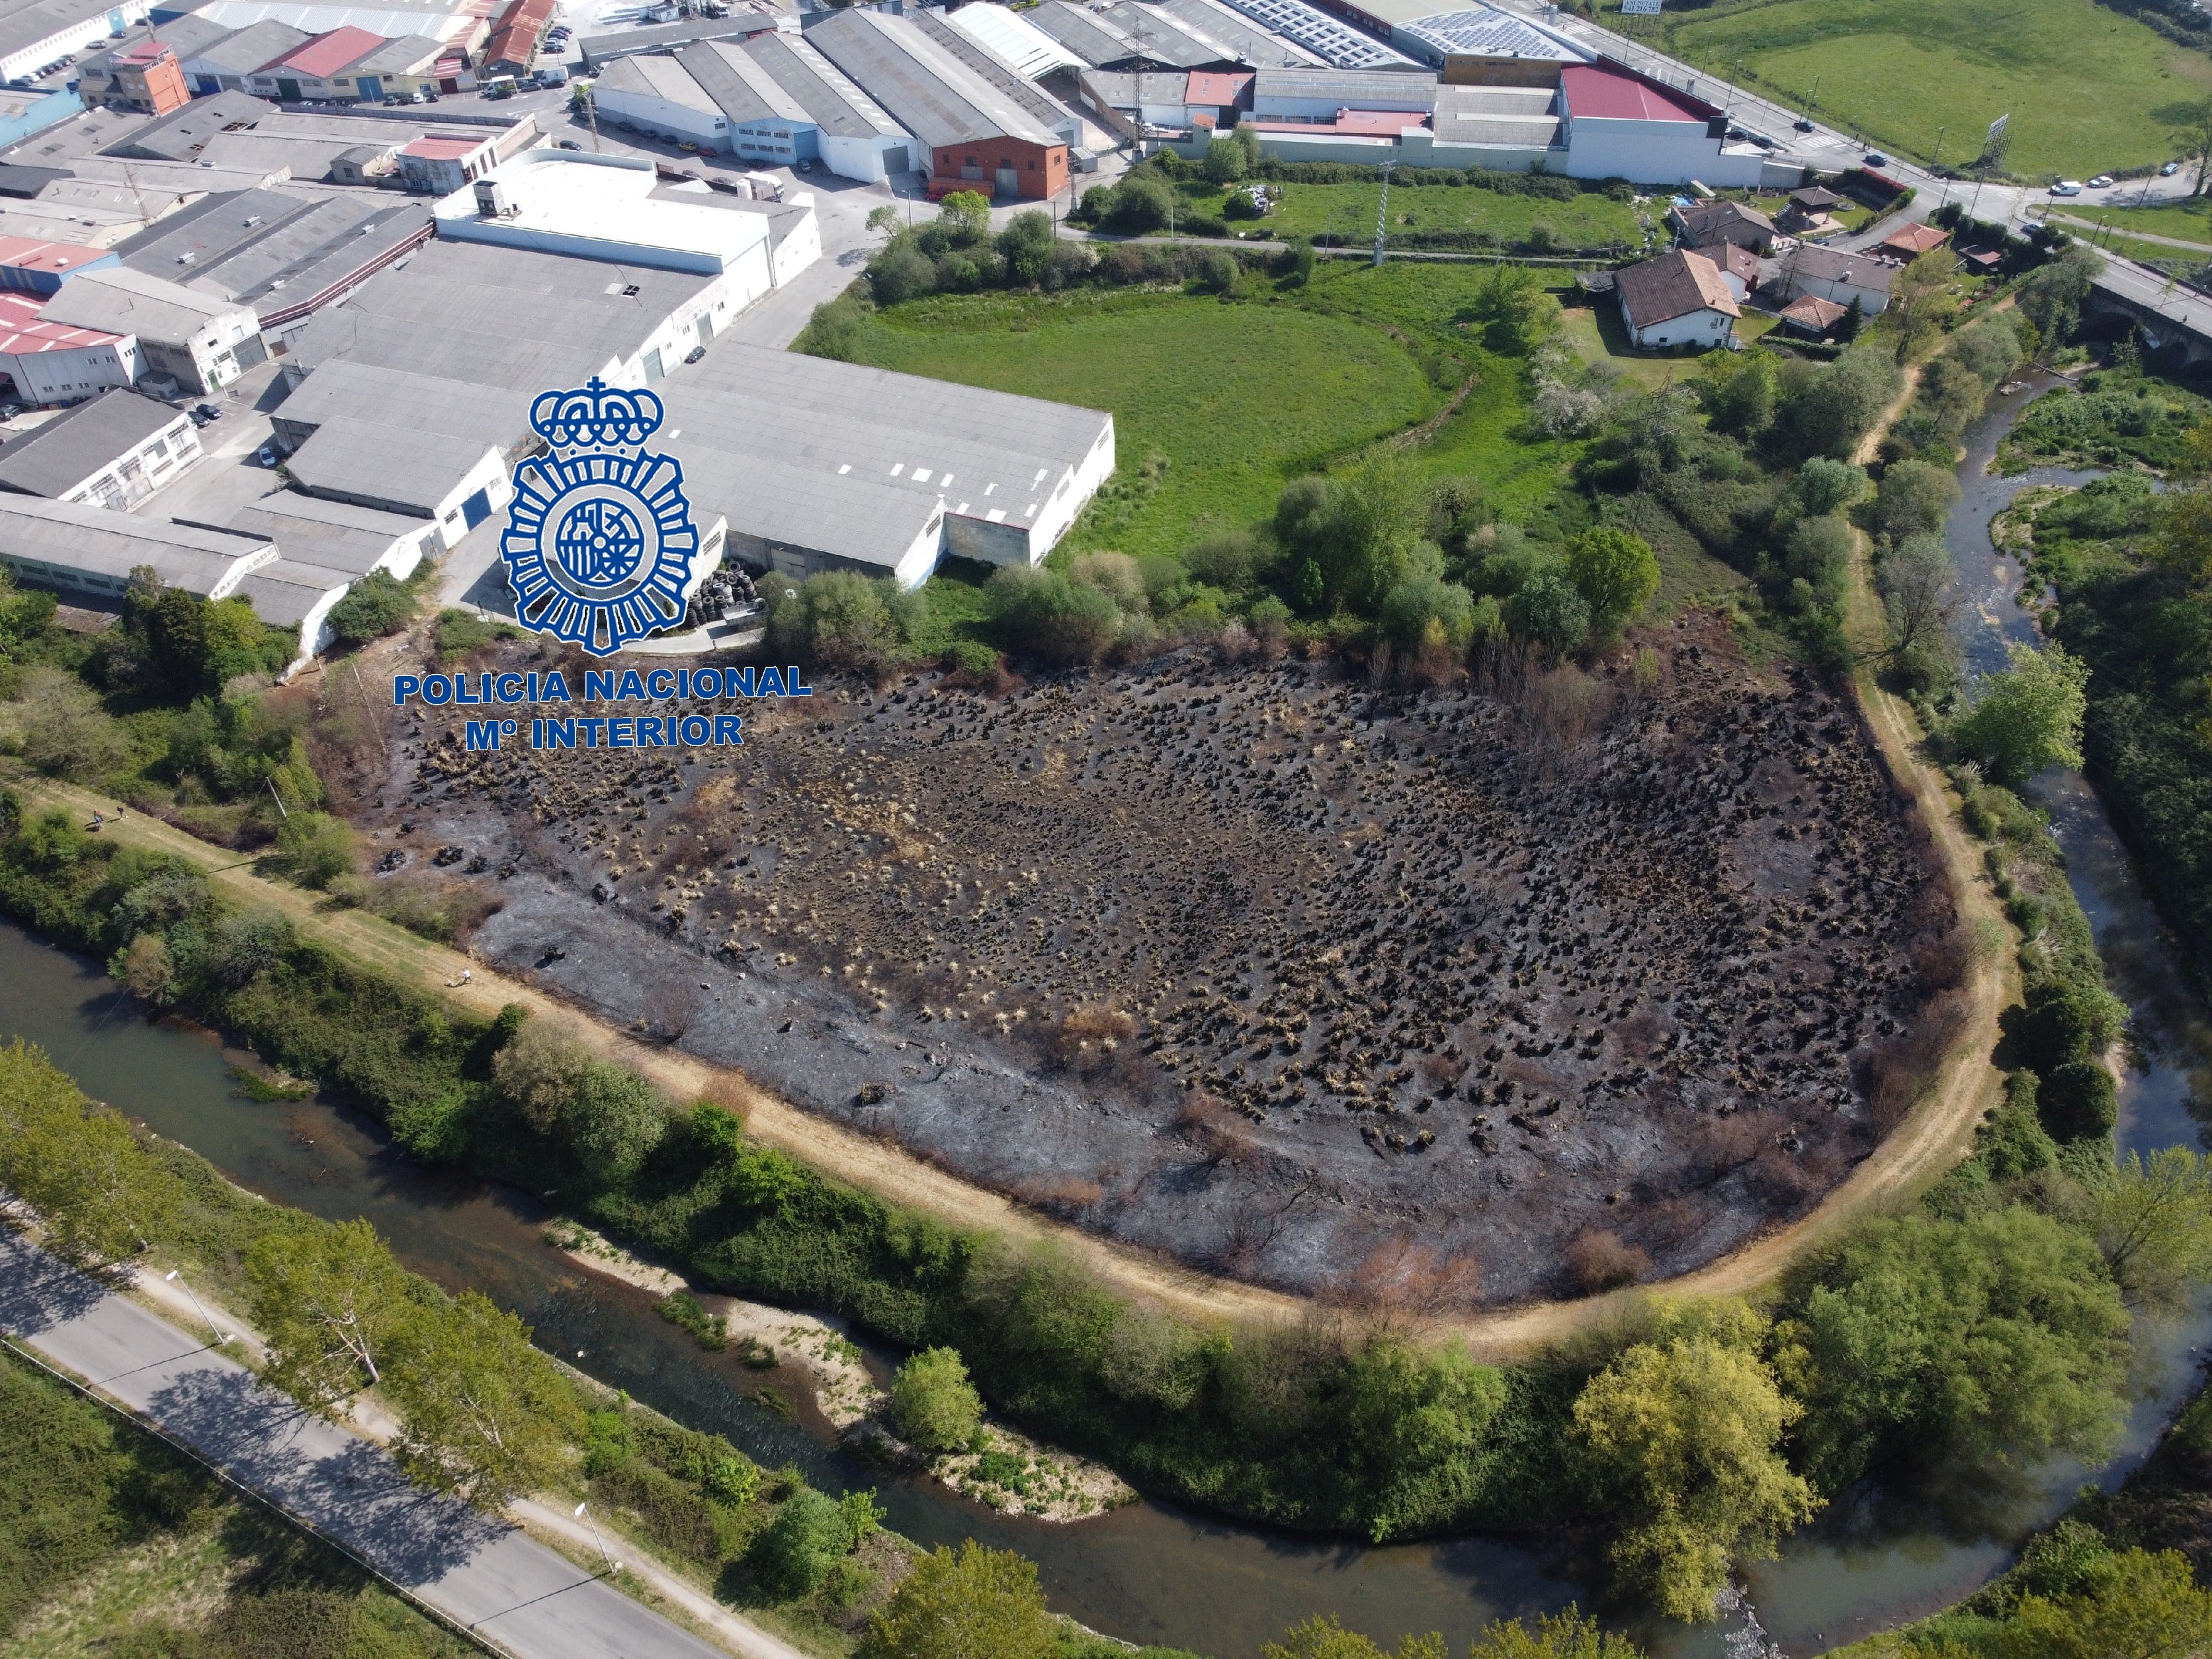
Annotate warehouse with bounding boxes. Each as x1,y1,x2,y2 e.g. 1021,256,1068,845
805,7,1068,199
576,11,777,72
1554,60,1764,186
284,414,507,541
696,32,912,179
944,4,1082,81
0,0,153,86
101,89,275,161
75,15,232,102
179,20,309,91
0,493,274,603
0,232,116,291
0,386,199,502
1200,0,1407,69
250,23,383,99
908,10,1082,148
112,187,433,328
284,234,733,394
1146,0,1324,69
662,341,1115,585
0,290,135,400
270,357,522,452
37,265,263,393
221,488,435,582
339,32,441,97
588,52,726,151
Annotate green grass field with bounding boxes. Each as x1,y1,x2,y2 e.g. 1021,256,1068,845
1198,181,1648,250
2048,196,2212,247
1646,0,2212,181
842,267,1590,559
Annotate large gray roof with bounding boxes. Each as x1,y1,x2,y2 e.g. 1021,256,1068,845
102,91,276,162
184,19,311,75
0,493,273,598
0,388,181,498
1253,64,1434,103
114,188,432,318
577,13,775,71
1144,0,1322,68
287,237,714,392
1199,0,1409,68
596,51,722,117
274,359,529,450
77,16,235,84
669,342,1112,538
40,266,253,346
906,10,1080,137
235,556,353,625
223,488,430,577
1094,1,1243,69
673,32,899,142
344,32,444,73
689,439,941,574
804,8,1060,150
1023,2,1144,69
283,415,497,518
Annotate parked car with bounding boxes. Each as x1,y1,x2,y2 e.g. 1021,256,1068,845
2163,160,2182,177
683,345,706,364
556,136,581,149
256,444,276,468
383,93,402,104
2051,179,2084,196
2088,174,2114,188
193,403,221,421
1863,151,1888,167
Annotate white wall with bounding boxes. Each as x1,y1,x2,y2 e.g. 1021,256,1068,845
765,200,819,286
428,445,511,548
1564,115,1764,187
1785,271,1890,315
3,333,141,402
593,83,728,149
820,130,912,183
1617,292,1733,349
1028,415,1115,561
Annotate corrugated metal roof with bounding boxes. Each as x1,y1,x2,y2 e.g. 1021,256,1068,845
1097,1,1238,69
1395,6,1578,60
0,388,181,497
1024,1,1138,69
1560,61,1703,123
945,6,1084,80
908,9,1080,135
1147,0,1322,67
39,265,252,346
235,556,351,623
284,413,496,515
114,188,432,317
226,489,428,575
1199,0,1406,68
739,32,900,142
0,287,115,351
1254,64,1433,105
0,492,272,597
344,30,442,71
101,90,276,161
804,9,1060,150
273,359,528,448
577,13,775,70
183,19,313,73
600,50,721,116
0,0,144,63
275,24,386,78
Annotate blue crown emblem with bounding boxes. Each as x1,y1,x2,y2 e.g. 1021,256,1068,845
500,377,703,657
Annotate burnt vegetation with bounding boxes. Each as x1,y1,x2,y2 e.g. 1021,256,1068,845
359,612,1958,1304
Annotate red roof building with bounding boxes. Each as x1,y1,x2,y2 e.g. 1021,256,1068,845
483,0,556,75
105,40,191,115
1560,62,1707,124
275,25,386,81
1879,221,1949,261
0,290,138,403
1184,70,1252,110
0,235,117,294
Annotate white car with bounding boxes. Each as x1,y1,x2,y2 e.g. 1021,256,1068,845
2163,161,2182,177
2051,179,2084,196
2087,174,2114,189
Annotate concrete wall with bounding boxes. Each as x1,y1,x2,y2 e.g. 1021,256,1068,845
821,129,911,182
593,82,729,149
1562,115,1764,187
2,334,140,402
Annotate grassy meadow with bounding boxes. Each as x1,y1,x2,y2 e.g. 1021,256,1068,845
843,263,1595,561
1642,0,2212,180
1197,179,1650,251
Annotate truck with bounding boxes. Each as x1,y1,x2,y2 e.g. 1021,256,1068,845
741,170,781,201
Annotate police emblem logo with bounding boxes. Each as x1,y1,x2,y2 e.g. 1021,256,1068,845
501,378,702,657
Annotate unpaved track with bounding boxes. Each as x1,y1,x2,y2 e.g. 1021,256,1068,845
7,476,2008,1358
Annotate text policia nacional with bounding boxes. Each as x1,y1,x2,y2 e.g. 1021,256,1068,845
390,665,814,753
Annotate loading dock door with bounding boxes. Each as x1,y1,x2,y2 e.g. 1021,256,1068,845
994,165,1018,196
461,489,491,529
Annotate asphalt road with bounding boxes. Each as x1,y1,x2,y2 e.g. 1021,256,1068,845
0,1228,738,1659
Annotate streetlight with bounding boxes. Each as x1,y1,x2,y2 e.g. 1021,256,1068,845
164,1269,228,1346
574,1501,621,1576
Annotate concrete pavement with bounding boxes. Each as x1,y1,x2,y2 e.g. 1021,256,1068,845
0,1227,742,1659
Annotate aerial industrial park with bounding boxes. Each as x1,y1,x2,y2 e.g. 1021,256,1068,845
4,0,2212,1652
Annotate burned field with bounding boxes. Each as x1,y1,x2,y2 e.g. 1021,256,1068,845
339,615,1961,1306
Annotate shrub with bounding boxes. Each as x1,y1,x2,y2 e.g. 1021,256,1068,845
210,904,294,986
1504,566,1590,652
2040,1058,2119,1142
1185,530,1266,592
892,1346,982,1452
10,667,128,782
768,570,910,674
750,1486,851,1597
432,608,520,662
986,566,1122,667
1377,575,1476,658
276,811,353,888
325,571,419,648
858,1541,1052,1659
1564,527,1659,640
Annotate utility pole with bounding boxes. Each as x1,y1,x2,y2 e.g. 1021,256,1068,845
1931,125,1947,210
1373,159,1393,267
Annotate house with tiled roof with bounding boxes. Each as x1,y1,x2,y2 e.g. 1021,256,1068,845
1614,247,1739,349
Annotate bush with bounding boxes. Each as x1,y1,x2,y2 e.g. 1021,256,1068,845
986,566,1123,667
767,570,912,675
859,1541,1053,1659
276,811,353,888
892,1346,982,1452
432,608,520,663
10,667,128,782
1504,566,1590,652
2040,1058,2119,1142
750,1486,851,1597
325,572,418,648
210,904,294,986
1377,575,1476,658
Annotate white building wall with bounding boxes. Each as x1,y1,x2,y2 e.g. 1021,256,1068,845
1785,271,1891,316
820,130,912,183
3,333,142,402
1617,293,1733,350
592,82,729,149
1027,415,1115,560
427,445,511,548
1564,114,1764,186
616,251,771,382
767,203,819,286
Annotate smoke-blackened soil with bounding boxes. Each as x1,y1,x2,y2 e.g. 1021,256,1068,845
327,614,1958,1306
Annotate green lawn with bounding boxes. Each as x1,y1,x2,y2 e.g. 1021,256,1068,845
1646,0,2212,181
2049,196,2212,247
839,269,1585,559
1177,179,1649,251
1561,303,1688,390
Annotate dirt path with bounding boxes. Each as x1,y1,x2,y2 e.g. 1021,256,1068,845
9,529,2010,1361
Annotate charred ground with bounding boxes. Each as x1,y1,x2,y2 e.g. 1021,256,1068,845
322,613,1961,1306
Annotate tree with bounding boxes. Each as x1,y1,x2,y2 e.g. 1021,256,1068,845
2090,1146,2212,1310
491,1019,591,1133
1504,566,1590,652
1792,457,1871,518
276,811,353,888
937,190,990,244
751,1486,855,1597
564,1060,669,1181
2150,478,2212,585
1773,1208,2130,1491
1571,1303,1820,1621
325,571,418,648
1988,1545,2212,1659
868,243,937,305
1871,458,1961,542
1201,125,1257,183
866,203,900,239
1696,348,1775,437
1878,532,1959,688
2017,245,2103,357
1837,294,1863,342
13,1093,181,1266
1103,173,1173,234
1771,349,1901,459
996,210,1054,285
0,564,54,663
1951,642,2090,786
208,904,294,987
1261,1615,1443,1659
1379,576,1478,661
892,1347,982,1452
12,667,129,782
1468,1607,1644,1659
382,1291,580,1506
1468,263,1562,354
119,933,175,1004
767,570,908,673
1564,527,1660,641
1785,515,1855,607
246,1219,416,1413
858,1541,1055,1659
987,565,1123,666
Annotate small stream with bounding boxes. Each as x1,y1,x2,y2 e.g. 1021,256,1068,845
1,372,2207,1658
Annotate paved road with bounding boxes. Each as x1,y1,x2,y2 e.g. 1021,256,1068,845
0,1228,732,1659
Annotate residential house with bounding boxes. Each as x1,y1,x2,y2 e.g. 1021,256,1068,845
1614,247,1738,349
1775,242,1893,315
1878,221,1948,262
1668,197,1774,253
1777,292,1846,339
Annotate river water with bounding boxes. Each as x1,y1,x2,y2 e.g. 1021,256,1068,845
1,376,2207,1658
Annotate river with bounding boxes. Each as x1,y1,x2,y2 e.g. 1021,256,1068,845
1,375,2207,1659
